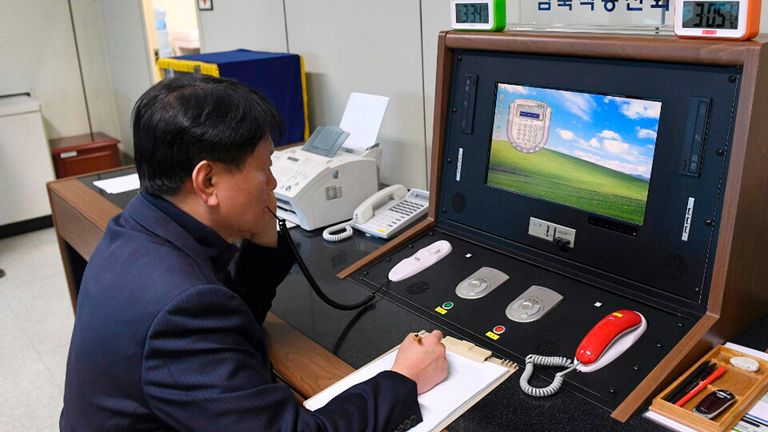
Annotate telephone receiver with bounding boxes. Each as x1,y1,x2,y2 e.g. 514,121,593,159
520,309,647,397
574,309,647,372
352,184,408,225
322,185,429,242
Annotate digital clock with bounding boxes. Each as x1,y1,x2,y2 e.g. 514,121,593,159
674,0,762,40
450,0,506,31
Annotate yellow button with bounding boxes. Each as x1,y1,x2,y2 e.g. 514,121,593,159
485,331,500,340
435,306,447,315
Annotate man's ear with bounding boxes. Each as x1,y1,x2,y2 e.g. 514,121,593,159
190,160,219,207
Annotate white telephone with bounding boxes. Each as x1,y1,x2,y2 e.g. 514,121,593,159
322,185,429,242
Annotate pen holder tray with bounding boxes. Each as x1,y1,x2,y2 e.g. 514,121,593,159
650,345,768,432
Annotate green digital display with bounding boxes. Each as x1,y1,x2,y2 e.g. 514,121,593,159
455,3,489,24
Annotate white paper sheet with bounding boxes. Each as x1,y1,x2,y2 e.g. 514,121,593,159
339,92,389,151
92,173,139,194
304,346,510,431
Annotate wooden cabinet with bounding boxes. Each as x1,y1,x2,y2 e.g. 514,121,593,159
50,132,121,178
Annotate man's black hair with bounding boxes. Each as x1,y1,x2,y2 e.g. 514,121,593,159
132,74,283,196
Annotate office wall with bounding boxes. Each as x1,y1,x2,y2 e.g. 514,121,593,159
70,0,120,142
197,0,287,53
421,1,451,188
283,0,428,189
99,0,155,156
763,2,768,33
0,1,117,141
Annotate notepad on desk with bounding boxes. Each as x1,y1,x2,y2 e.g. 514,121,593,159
304,335,518,432
92,173,139,194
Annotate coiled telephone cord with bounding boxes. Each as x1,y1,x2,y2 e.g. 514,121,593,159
519,354,580,397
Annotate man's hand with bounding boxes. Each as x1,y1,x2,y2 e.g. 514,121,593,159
247,191,278,247
391,330,448,394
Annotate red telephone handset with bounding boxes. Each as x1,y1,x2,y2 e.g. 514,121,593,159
575,310,644,368
520,308,647,396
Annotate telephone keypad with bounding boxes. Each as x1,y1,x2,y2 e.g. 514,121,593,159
355,192,429,239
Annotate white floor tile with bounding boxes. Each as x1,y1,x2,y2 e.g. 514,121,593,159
0,228,71,430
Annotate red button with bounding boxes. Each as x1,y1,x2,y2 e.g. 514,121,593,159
493,325,506,334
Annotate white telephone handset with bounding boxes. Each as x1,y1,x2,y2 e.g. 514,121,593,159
352,184,407,225
322,185,429,242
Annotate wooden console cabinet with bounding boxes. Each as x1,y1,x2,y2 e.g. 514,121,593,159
50,132,121,178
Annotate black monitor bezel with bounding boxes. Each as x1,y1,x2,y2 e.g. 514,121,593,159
438,50,739,312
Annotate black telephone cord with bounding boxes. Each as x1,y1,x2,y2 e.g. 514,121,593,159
269,208,376,311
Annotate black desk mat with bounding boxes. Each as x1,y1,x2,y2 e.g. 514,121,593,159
348,229,694,412
73,170,671,428
271,227,670,430
79,167,139,209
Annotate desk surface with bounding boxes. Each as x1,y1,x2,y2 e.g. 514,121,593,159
47,168,768,431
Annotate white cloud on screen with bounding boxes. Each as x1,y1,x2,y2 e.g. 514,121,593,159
503,85,529,94
598,130,622,141
604,96,661,119
604,139,629,155
557,129,575,140
637,127,658,139
559,92,597,121
573,150,652,178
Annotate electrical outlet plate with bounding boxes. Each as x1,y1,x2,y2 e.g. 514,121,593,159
528,217,576,248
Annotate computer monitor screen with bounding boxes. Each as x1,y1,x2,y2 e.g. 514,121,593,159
487,83,662,225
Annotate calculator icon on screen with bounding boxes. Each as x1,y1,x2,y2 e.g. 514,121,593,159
507,99,552,153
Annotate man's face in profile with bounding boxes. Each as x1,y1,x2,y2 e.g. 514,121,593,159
210,136,277,241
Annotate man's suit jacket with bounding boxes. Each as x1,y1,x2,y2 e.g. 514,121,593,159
60,192,421,431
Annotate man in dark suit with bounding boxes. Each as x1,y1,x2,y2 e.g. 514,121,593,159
60,75,447,431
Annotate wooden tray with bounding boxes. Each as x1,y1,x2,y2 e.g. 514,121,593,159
650,345,768,431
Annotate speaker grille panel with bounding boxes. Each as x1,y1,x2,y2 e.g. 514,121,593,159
663,254,688,281
406,281,430,295
452,192,466,213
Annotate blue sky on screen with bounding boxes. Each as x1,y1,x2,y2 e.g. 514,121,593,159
492,83,662,180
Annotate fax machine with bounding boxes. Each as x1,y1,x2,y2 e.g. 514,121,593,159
272,92,389,231
272,140,380,230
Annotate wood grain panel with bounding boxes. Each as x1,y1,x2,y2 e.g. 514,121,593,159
263,312,354,398
444,32,767,66
612,313,718,420
48,179,120,234
49,192,108,261
428,32,453,220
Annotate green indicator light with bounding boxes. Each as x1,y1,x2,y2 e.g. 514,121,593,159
443,301,454,309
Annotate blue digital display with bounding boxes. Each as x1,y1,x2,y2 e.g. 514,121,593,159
520,111,541,119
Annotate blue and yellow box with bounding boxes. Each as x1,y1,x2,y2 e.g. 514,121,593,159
158,49,309,146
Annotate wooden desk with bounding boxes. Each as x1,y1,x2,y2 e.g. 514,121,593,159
45,170,704,431
46,171,352,400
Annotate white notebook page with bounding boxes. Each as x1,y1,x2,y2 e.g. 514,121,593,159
304,347,510,432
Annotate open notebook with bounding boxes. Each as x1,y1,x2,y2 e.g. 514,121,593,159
303,335,518,432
